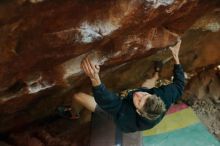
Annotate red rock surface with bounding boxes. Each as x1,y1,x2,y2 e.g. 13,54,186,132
0,0,220,145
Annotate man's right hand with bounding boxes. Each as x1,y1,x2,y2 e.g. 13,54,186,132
81,56,101,86
169,39,181,64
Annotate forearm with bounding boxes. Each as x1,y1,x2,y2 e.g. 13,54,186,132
173,56,180,65
173,64,185,91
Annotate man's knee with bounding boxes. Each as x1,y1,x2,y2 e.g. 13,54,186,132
73,92,84,100
73,92,91,102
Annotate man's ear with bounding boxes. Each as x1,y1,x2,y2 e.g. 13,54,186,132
137,96,141,102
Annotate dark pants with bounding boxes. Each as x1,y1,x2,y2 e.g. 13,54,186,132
90,105,143,146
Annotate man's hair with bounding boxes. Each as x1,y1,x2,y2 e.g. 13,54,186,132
140,95,166,120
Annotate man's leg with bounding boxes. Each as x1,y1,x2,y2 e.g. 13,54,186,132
141,72,159,88
72,92,97,114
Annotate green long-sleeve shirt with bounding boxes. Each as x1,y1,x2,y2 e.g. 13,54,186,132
92,64,185,133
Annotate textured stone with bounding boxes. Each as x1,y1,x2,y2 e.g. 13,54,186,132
183,68,220,139
0,0,219,143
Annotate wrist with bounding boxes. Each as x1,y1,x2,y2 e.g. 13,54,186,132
90,76,101,87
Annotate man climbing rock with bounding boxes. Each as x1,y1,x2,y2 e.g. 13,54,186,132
58,39,185,133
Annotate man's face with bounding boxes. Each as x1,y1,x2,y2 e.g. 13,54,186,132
133,91,152,113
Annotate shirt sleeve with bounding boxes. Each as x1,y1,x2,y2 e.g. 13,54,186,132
92,83,122,115
151,64,185,109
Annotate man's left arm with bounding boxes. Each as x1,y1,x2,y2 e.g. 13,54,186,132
169,39,185,99
81,57,122,115
152,40,185,108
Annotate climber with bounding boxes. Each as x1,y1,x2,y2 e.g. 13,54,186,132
57,39,185,133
